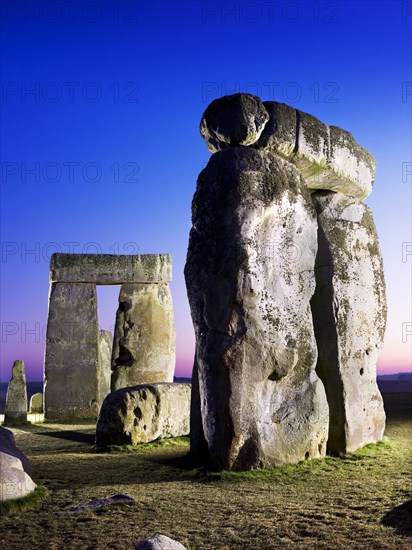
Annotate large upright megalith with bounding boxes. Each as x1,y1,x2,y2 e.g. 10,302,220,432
186,99,329,469
44,253,175,420
310,191,386,453
44,282,100,420
186,93,386,469
111,283,176,391
4,360,28,425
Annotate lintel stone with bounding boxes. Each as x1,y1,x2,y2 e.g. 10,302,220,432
50,253,172,284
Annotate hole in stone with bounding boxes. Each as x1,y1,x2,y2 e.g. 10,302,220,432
143,425,147,430
365,349,370,355
282,222,287,228
134,407,142,420
360,368,364,376
268,370,282,381
305,451,310,460
318,443,323,454
119,300,132,312
141,390,147,400
133,418,138,426
115,346,134,367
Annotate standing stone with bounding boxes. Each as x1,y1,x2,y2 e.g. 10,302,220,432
4,360,27,425
29,392,43,414
97,330,113,408
311,191,386,453
44,282,100,420
111,284,176,391
185,146,329,470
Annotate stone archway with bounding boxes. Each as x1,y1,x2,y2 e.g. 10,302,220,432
44,253,175,421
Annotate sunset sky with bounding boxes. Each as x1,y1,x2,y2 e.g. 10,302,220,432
1,0,411,382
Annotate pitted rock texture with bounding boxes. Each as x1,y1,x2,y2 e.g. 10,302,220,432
200,93,269,153
96,383,191,446
254,101,376,199
310,191,386,453
111,283,176,391
4,360,27,425
50,253,172,284
185,147,329,470
199,94,376,199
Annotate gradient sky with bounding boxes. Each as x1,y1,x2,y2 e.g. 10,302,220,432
1,0,411,382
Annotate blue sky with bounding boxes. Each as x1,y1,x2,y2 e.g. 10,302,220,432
0,0,411,381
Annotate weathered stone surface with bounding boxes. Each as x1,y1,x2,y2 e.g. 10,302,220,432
4,360,27,425
29,392,43,414
111,284,176,391
97,330,113,408
310,191,386,453
200,93,269,153
44,282,100,420
50,253,172,284
0,426,32,476
0,451,37,502
96,383,191,446
135,534,187,550
254,100,376,199
185,147,329,470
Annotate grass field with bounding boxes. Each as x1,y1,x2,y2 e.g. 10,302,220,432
0,392,411,549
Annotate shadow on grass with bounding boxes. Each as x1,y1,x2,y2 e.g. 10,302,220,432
382,500,412,536
32,430,95,444
10,423,95,445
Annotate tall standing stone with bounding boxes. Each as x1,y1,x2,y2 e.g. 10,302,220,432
185,146,329,470
111,283,176,391
4,360,27,425
310,191,386,453
44,282,100,420
97,330,113,408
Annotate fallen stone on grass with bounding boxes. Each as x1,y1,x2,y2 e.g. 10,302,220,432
0,426,33,476
135,533,187,550
53,493,134,515
0,451,37,502
96,383,191,446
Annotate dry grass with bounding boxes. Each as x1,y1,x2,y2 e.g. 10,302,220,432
0,393,411,549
